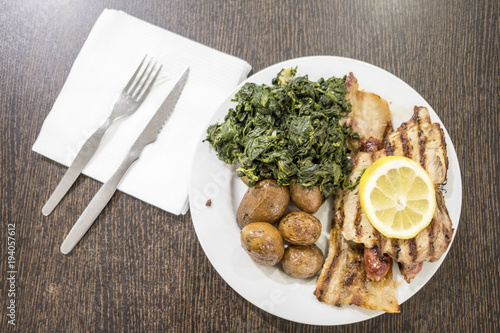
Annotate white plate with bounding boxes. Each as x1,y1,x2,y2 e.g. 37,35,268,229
188,56,462,325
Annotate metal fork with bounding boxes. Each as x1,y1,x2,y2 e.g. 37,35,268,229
42,56,162,216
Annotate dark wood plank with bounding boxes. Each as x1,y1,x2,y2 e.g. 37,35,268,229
1,0,498,331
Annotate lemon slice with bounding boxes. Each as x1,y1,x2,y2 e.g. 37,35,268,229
359,156,436,239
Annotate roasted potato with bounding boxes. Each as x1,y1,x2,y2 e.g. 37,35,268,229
281,244,324,278
278,211,322,246
236,179,289,229
240,175,262,186
289,183,323,214
241,176,251,186
240,222,285,266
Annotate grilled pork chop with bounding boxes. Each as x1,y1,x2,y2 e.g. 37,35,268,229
335,106,453,282
314,224,400,313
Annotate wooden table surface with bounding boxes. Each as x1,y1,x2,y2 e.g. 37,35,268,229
1,0,498,332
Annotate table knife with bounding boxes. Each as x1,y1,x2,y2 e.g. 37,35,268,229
60,67,189,254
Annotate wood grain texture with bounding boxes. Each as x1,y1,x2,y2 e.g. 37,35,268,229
1,0,498,331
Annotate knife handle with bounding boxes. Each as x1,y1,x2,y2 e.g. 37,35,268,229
60,154,138,254
42,118,112,216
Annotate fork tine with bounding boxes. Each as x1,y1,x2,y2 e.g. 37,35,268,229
128,58,154,96
135,64,162,102
124,55,148,92
131,61,156,99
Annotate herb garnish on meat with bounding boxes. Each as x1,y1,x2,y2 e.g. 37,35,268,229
205,68,357,199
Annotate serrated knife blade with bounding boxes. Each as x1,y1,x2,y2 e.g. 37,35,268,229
60,67,189,254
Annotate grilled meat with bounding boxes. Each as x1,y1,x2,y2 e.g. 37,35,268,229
314,224,400,313
398,262,423,283
384,106,449,187
345,72,392,152
335,106,453,282
364,247,392,282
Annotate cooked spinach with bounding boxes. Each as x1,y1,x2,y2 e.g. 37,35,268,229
205,67,356,199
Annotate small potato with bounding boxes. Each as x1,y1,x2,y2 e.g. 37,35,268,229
282,244,324,279
240,176,251,186
240,175,262,186
289,183,323,214
236,179,289,229
278,211,322,246
240,222,284,266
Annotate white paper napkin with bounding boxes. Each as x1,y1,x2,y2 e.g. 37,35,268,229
33,9,251,215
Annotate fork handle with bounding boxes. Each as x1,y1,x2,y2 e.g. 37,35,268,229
42,117,113,216
60,154,138,254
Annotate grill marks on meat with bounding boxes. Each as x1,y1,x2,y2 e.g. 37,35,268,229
336,106,454,282
345,73,392,152
314,225,400,313
381,191,452,283
384,106,449,187
315,83,453,312
334,152,378,248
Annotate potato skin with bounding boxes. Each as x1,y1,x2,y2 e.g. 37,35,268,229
289,183,323,214
240,176,251,186
240,175,261,186
278,211,322,246
236,179,290,229
240,222,285,266
281,244,324,278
